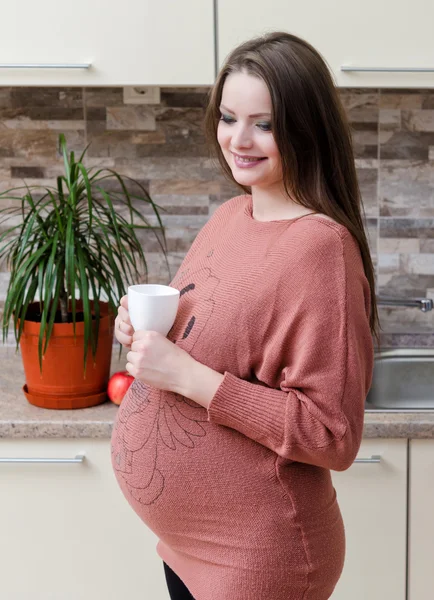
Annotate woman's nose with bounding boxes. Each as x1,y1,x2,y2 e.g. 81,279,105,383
231,124,253,149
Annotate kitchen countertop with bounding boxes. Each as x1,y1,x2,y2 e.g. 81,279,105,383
1,345,433,439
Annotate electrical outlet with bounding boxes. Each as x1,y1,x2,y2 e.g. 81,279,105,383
123,86,161,105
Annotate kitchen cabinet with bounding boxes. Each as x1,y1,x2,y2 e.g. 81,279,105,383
0,0,214,86
217,0,434,88
0,436,415,600
408,439,434,600
0,438,169,600
331,439,408,600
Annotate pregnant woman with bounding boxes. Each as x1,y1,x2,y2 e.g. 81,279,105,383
111,30,376,600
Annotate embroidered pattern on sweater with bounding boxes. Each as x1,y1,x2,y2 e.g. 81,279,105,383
112,267,220,505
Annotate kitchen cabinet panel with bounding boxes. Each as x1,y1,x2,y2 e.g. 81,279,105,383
409,439,434,600
0,436,410,599
331,439,407,600
217,0,434,88
0,0,214,85
0,438,169,600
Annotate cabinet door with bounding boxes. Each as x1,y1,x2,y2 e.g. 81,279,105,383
217,0,434,88
331,439,407,600
0,0,214,85
409,439,434,600
0,439,170,600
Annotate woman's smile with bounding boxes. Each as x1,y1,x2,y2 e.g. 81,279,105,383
232,152,268,168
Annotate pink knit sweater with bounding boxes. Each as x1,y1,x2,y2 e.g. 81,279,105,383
111,194,374,600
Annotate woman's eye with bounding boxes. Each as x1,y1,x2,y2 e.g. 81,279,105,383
220,114,235,124
257,122,272,132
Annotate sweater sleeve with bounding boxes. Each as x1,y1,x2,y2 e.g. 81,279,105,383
207,226,374,471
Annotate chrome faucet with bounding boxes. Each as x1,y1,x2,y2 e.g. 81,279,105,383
377,296,433,312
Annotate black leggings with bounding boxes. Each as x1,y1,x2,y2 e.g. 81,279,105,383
163,562,195,600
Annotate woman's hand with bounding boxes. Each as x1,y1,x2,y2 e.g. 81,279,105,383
125,330,225,409
114,295,133,349
116,294,225,407
125,330,196,395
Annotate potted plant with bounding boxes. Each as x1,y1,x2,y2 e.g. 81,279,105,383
0,134,168,409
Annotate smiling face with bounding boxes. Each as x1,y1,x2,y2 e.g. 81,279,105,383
217,70,283,193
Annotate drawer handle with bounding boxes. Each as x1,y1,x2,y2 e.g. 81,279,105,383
341,66,434,73
354,455,382,464
0,63,91,69
0,453,85,464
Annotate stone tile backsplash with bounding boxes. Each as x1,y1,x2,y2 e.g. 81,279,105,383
0,86,433,346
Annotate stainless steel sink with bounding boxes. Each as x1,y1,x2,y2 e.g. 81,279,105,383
365,349,434,412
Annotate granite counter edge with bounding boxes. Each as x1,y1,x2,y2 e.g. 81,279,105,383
1,415,434,439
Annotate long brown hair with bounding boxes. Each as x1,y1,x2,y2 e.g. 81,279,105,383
204,31,380,344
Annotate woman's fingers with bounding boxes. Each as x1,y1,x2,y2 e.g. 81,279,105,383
115,297,133,348
119,335,132,349
117,304,132,326
118,319,134,336
114,321,133,348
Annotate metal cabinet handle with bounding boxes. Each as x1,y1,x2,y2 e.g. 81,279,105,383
341,66,434,73
354,455,382,464
0,454,85,464
0,63,91,69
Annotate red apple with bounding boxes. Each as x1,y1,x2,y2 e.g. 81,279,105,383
107,371,134,405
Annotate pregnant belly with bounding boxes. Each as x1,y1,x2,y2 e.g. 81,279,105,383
110,379,283,539
110,379,211,532
111,379,345,582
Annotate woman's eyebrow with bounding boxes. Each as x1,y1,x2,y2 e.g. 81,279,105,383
219,104,271,118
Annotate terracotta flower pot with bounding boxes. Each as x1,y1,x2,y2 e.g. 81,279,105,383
18,300,115,410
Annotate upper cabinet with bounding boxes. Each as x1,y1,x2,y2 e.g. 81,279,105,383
3,0,434,87
217,0,434,88
0,0,215,86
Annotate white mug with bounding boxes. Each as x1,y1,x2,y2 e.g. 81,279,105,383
127,284,180,335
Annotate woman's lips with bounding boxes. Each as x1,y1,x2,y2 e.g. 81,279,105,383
232,152,267,169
